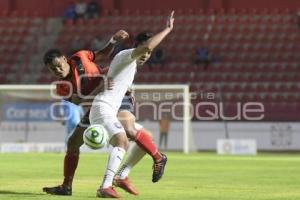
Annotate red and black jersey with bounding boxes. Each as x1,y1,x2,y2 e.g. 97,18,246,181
56,50,108,97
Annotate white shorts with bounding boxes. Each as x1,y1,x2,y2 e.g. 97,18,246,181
89,102,143,138
90,102,125,137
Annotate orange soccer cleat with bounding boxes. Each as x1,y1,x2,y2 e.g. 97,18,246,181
96,186,121,198
113,177,139,195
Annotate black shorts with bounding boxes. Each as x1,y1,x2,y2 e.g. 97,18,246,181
119,95,134,113
79,94,134,127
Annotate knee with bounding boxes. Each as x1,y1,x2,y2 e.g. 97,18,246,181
110,133,129,150
66,126,84,151
67,137,79,151
124,128,137,140
118,134,129,150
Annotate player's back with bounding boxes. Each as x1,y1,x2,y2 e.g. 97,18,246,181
94,48,137,111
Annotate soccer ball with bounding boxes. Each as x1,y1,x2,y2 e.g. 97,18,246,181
83,124,109,149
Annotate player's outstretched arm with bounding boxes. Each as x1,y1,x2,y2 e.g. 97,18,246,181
94,30,129,60
132,11,175,60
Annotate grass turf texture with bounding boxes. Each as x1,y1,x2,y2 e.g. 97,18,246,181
0,153,300,200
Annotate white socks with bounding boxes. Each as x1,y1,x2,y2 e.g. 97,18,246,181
101,147,126,189
116,164,132,179
116,143,146,179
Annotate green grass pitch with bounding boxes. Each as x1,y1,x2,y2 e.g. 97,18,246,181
0,152,300,200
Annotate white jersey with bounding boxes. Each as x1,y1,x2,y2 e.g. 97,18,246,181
93,48,137,111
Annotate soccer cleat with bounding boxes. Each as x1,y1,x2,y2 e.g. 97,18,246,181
42,185,72,196
113,177,139,195
152,153,168,183
96,186,121,198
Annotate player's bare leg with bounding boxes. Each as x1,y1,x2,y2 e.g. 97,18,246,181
117,111,167,183
42,122,86,195
42,111,147,196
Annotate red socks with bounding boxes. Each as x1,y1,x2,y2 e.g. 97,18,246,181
135,130,162,162
62,150,80,187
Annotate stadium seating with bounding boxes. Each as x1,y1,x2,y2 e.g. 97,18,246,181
0,8,299,120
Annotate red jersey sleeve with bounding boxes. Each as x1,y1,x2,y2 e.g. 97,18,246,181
73,50,95,61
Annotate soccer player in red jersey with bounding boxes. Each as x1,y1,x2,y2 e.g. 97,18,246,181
42,30,141,195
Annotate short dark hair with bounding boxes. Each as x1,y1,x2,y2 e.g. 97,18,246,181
43,49,63,65
134,31,153,47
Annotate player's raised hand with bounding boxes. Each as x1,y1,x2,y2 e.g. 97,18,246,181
113,30,129,42
166,10,175,30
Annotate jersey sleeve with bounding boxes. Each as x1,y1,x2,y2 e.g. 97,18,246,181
116,49,135,63
74,50,95,61
108,49,136,78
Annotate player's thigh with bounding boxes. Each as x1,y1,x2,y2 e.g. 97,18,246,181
117,110,136,130
117,110,144,139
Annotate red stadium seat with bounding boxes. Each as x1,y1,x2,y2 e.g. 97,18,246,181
0,10,8,17
262,94,273,103
274,94,285,103
228,8,237,15
232,84,243,93
287,94,298,103
289,84,299,92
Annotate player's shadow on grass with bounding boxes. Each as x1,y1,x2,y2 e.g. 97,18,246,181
0,190,44,196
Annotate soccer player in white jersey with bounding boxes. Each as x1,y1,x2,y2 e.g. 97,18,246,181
89,11,175,198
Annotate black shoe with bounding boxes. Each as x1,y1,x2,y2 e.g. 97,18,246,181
152,153,167,183
43,185,72,196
